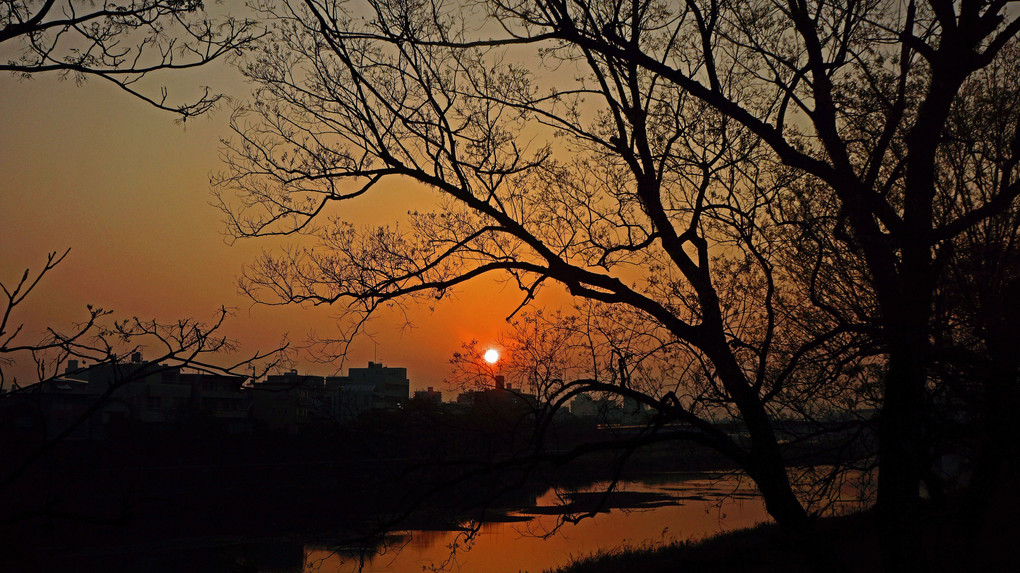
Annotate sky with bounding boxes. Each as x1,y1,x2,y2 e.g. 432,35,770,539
0,52,535,392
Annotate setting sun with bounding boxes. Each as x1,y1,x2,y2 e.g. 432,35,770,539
483,348,500,364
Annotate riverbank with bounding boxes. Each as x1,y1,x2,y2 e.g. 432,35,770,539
1,404,871,571
548,502,1018,573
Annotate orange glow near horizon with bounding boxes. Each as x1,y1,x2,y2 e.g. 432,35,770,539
0,74,552,388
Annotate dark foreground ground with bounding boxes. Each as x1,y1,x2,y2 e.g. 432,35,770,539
549,500,1020,573
7,405,1009,572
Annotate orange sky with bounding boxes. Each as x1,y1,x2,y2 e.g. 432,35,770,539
0,61,544,391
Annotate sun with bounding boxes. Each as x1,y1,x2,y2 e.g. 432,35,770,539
483,348,500,364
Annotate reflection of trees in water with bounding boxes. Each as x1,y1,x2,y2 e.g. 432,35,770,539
306,472,777,573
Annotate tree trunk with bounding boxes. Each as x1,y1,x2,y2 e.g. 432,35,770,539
876,285,931,571
704,338,849,572
957,287,1020,562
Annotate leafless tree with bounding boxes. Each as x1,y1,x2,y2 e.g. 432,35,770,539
503,3,1019,569
1,0,281,547
215,0,1019,569
1,250,94,390
1,251,285,497
1,0,263,118
459,302,875,509
217,0,840,548
919,41,1020,560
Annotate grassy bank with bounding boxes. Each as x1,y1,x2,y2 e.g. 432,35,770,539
547,505,1017,573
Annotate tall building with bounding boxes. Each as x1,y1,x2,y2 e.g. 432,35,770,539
326,362,409,419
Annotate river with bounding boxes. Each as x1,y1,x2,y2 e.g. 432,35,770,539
303,472,769,573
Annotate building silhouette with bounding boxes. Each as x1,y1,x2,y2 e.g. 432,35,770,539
3,358,414,437
2,354,251,438
326,361,410,421
412,386,443,405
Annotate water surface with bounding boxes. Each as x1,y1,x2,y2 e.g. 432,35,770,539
306,472,769,572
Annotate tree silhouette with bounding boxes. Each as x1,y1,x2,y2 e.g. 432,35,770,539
921,45,1020,561
1,2,273,529
0,251,287,542
216,1,1020,569
1,0,262,118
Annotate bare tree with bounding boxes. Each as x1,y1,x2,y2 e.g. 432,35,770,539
494,3,1019,569
1,0,282,548
215,0,1020,569
0,250,96,391
216,0,855,549
918,42,1020,561
1,251,286,497
1,0,263,118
